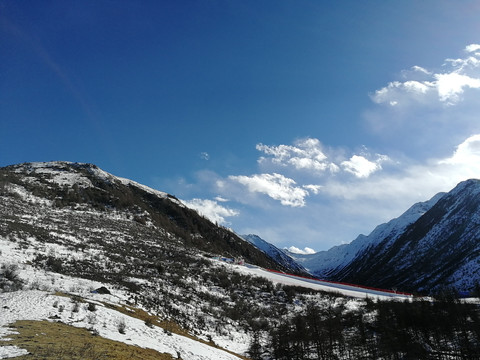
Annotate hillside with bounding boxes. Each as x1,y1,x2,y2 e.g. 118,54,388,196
0,161,299,274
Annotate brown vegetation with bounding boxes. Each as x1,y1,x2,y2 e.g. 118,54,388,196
3,320,174,360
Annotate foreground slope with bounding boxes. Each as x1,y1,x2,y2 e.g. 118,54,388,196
0,290,242,360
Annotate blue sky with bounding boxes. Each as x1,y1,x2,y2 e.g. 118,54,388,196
2,1,480,252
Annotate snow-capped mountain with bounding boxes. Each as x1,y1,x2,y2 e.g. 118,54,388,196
241,234,307,274
285,179,480,294
288,191,445,278
331,179,480,293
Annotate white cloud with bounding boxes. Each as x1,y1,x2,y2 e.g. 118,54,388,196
257,137,387,179
341,154,387,178
321,134,480,204
411,65,432,75
257,138,337,173
303,184,322,194
434,72,480,104
371,44,480,107
228,173,308,207
440,134,480,167
182,198,239,225
465,44,480,53
371,80,435,105
286,246,316,255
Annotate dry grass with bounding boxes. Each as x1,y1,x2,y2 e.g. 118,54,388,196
3,320,174,360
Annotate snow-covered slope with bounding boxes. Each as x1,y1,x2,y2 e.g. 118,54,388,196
0,290,242,360
288,192,445,278
1,161,288,272
331,179,480,293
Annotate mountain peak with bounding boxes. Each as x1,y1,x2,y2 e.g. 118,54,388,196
329,178,480,293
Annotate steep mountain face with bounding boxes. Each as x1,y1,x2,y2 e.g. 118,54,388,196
331,179,480,293
241,234,307,274
0,161,295,273
288,192,445,279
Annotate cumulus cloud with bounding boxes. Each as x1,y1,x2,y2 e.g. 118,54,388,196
221,141,389,208
440,134,480,168
228,173,309,207
320,134,480,204
465,44,480,53
371,44,480,107
257,137,388,179
341,154,388,178
286,246,316,255
182,198,239,225
434,72,480,104
257,138,338,173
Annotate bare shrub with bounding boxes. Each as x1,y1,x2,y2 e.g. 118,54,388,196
117,318,126,334
0,263,24,292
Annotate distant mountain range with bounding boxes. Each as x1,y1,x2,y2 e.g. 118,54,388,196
268,179,480,294
241,234,307,274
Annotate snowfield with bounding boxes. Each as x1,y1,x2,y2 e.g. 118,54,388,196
0,289,243,360
232,263,412,300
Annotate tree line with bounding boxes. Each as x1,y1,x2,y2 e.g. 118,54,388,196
250,296,480,360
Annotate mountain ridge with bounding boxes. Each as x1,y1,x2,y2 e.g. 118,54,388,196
0,161,302,275
287,191,445,278
332,178,480,293
255,179,480,294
